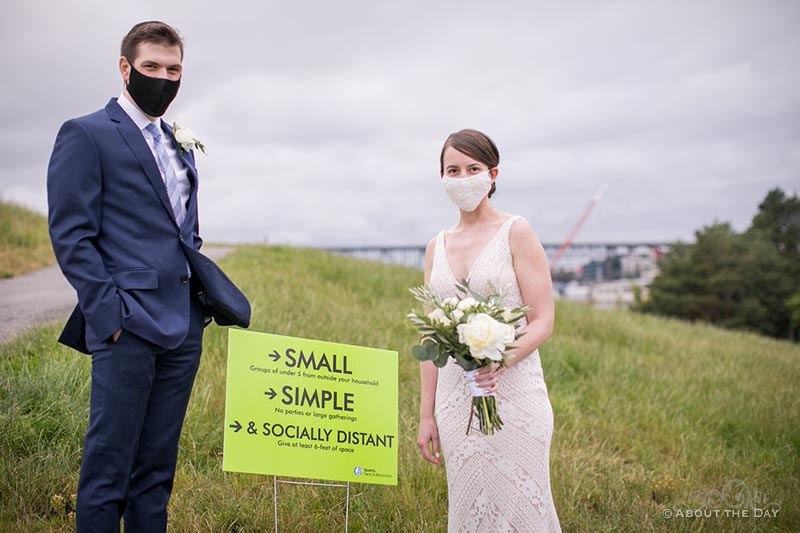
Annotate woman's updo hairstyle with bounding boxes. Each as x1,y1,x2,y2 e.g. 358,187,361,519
439,129,500,198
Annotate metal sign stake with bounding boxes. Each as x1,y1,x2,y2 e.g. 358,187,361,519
273,476,351,532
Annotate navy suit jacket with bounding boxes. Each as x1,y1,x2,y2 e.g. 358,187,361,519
48,98,204,352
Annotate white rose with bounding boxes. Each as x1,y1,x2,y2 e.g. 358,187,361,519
456,313,509,361
457,297,478,312
427,308,452,327
173,125,197,145
172,122,206,154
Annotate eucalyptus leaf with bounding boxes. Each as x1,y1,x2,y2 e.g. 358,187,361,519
411,344,432,361
433,352,450,368
424,343,439,357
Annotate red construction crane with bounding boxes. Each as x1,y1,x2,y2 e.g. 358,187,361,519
549,182,609,270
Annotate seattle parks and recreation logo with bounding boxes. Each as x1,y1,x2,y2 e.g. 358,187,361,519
353,466,363,476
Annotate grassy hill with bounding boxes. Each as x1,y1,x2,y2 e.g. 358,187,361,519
0,200,54,278
1,245,798,531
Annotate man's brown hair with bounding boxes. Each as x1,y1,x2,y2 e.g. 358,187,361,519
121,21,184,63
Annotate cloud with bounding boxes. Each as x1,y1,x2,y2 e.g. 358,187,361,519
1,0,798,246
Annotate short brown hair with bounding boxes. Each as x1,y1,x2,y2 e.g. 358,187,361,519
440,129,501,198
121,21,184,63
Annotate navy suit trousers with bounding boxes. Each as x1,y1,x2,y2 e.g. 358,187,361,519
76,295,205,533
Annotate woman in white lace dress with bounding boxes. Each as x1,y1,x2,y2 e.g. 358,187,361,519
417,129,561,532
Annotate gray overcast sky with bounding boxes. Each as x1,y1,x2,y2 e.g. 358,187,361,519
1,0,798,246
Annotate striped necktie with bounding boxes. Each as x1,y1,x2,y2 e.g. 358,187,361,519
145,122,186,227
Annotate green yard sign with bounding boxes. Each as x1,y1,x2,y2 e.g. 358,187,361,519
223,329,398,485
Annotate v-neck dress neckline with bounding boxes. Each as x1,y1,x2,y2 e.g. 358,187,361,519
441,216,518,284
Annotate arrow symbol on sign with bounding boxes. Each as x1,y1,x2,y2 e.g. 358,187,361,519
229,420,242,432
264,388,277,400
269,350,280,362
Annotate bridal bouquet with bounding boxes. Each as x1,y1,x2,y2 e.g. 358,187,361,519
407,281,529,435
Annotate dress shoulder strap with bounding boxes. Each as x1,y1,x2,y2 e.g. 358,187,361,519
432,229,447,271
494,215,525,259
501,215,523,237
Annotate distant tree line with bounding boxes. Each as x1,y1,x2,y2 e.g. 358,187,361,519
636,187,800,341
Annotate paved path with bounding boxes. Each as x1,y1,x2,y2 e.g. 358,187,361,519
0,246,234,344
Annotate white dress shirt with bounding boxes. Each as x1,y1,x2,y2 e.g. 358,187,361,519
117,93,191,216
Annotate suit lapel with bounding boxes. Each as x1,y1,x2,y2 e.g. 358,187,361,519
106,99,177,226
161,121,198,230
162,121,198,184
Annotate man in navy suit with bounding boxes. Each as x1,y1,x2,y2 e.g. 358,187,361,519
48,21,208,532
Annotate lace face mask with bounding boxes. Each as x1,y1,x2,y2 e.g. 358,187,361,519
442,171,493,212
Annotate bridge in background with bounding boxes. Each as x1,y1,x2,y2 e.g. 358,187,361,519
324,242,670,270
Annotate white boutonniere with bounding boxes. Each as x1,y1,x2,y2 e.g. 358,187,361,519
172,122,207,155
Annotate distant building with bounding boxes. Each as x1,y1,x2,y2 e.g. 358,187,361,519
557,244,665,308
589,279,650,308
561,281,591,303
559,278,651,308
580,256,622,282
620,246,660,281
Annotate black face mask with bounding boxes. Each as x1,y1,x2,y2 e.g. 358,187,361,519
126,63,181,117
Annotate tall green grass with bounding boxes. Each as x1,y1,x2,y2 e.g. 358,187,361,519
1,245,798,531
0,200,54,278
